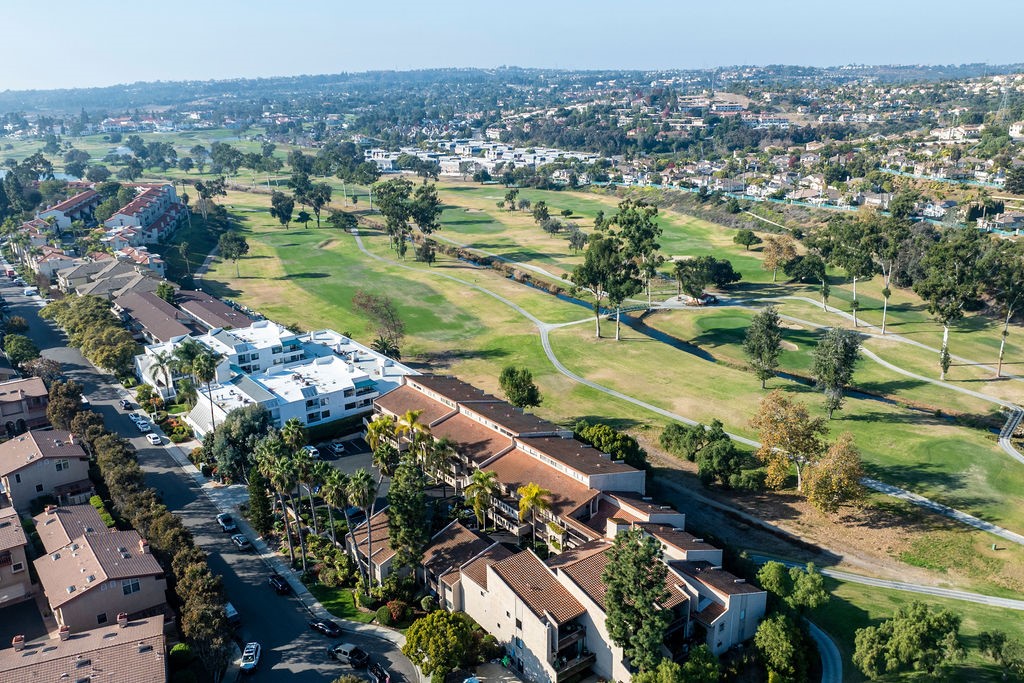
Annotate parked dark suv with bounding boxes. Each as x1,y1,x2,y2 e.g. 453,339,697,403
268,573,291,594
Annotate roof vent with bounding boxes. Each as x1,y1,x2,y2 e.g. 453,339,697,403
117,613,128,628
12,635,25,652
66,585,76,594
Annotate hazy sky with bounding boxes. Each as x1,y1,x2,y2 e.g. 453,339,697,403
5,0,1023,91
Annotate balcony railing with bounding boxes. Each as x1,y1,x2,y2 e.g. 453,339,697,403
555,627,585,653
553,652,595,682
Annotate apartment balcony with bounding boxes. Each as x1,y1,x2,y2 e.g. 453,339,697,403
555,624,585,653
491,510,530,536
553,652,596,682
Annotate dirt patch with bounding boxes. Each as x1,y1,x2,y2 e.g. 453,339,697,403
465,208,483,213
780,341,799,351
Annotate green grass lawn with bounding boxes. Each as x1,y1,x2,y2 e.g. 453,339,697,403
307,584,376,624
811,578,1024,682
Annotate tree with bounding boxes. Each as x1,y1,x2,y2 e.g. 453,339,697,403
804,433,865,513
674,255,741,300
633,651,719,683
353,290,405,354
257,443,295,567
615,199,663,307
498,366,542,408
869,217,911,335
305,182,333,227
978,631,1024,679
602,528,671,672
743,306,782,389
570,233,635,339
374,177,414,256
464,469,498,529
193,176,227,220
415,241,436,266
208,403,272,481
811,327,862,418
531,201,550,224
327,209,358,231
270,191,295,227
661,419,750,488
575,419,647,470
388,455,429,571
192,349,224,434
46,380,83,430
347,468,377,589
3,315,27,333
853,601,965,679
296,209,312,229
3,334,39,367
155,281,175,303
762,234,797,283
516,482,551,548
247,466,273,537
503,188,519,209
913,228,984,379
982,240,1024,377
22,357,62,384
1004,165,1024,195
402,609,474,683
81,326,137,375
755,614,807,681
410,183,443,234
733,229,762,251
750,390,827,491
218,232,249,278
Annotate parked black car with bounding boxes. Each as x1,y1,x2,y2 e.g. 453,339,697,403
268,573,291,594
309,618,343,637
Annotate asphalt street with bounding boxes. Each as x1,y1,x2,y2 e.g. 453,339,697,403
5,281,414,681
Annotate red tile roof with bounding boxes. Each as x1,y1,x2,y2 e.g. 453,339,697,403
491,550,585,625
460,544,513,590
44,189,99,214
374,384,454,426
485,448,598,518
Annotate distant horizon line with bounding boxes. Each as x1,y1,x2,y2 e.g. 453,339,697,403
4,61,1024,96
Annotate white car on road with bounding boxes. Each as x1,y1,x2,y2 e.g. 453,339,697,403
146,433,162,446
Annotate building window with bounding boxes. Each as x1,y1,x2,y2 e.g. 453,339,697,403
14,474,20,484
515,618,522,630
96,613,107,625
122,578,140,595
321,410,331,418
55,459,70,472
718,623,725,633
35,484,44,492
11,562,24,573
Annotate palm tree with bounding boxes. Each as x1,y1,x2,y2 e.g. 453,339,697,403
257,444,296,568
308,460,334,536
517,482,552,548
347,468,377,590
281,417,306,452
191,349,223,432
371,442,400,492
179,240,192,276
425,437,458,498
148,349,174,399
366,414,396,452
321,468,349,545
464,470,498,530
396,409,431,461
370,336,400,360
291,446,318,535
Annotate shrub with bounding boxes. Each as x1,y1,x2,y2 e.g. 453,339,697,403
355,590,376,610
319,567,340,588
168,643,194,671
135,384,154,404
375,605,394,626
387,599,408,622
170,671,198,683
421,595,437,613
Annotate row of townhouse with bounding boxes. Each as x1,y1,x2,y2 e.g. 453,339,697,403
133,322,417,436
350,375,766,682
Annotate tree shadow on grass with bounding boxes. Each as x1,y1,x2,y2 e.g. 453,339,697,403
413,348,509,370
570,415,644,431
837,408,953,427
444,216,497,226
619,316,718,362
839,495,962,534
280,272,330,280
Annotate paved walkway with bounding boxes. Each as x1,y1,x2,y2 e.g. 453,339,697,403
805,620,843,683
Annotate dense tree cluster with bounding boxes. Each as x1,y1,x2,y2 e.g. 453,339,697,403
40,296,137,375
574,419,647,469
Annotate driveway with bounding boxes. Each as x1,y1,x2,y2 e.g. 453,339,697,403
8,282,415,681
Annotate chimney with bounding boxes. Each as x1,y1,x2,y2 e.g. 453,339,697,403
45,504,57,515
606,517,631,539
58,625,70,641
117,613,128,628
139,539,150,554
68,433,75,445
11,635,24,652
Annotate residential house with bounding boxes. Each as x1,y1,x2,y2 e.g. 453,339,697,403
0,505,32,606
347,508,396,585
115,246,166,277
1010,121,1024,141
420,520,491,609
31,246,81,281
0,430,92,514
0,615,166,682
34,504,108,554
38,190,101,230
103,184,185,243
0,377,49,437
33,527,167,632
